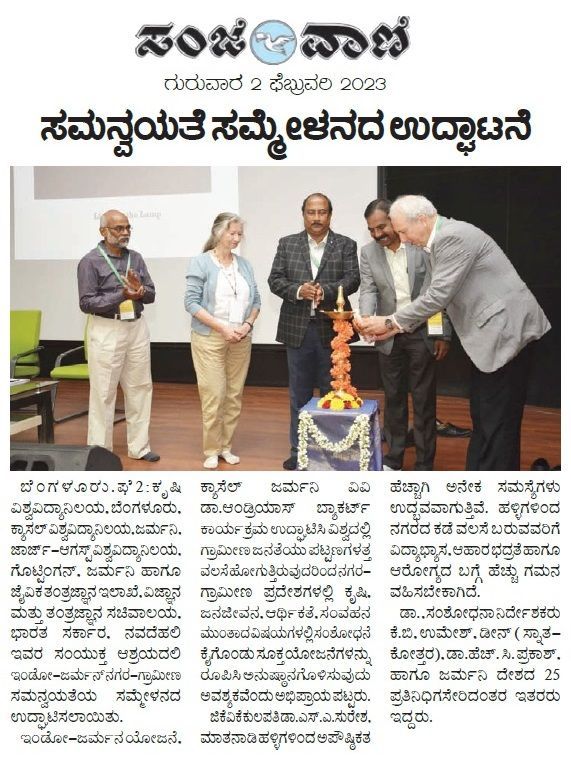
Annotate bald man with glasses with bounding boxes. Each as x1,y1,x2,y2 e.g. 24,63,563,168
77,209,160,462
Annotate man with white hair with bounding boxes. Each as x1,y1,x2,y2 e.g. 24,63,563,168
77,209,160,462
356,195,551,470
359,197,452,471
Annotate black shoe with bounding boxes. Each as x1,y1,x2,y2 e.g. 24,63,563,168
283,455,297,470
141,451,161,462
436,419,472,437
530,457,550,470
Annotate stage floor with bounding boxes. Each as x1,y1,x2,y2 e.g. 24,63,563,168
10,380,561,472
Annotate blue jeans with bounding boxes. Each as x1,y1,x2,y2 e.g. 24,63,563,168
286,322,331,452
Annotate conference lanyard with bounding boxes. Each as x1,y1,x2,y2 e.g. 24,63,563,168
218,256,238,297
97,244,131,284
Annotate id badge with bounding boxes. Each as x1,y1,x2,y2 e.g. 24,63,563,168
119,299,135,321
228,297,243,324
427,311,444,336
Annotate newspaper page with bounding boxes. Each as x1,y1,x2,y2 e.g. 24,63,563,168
4,2,568,763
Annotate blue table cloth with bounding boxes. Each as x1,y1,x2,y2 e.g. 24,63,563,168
297,397,382,471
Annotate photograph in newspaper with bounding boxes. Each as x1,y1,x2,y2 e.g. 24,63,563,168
10,167,560,472
3,4,568,764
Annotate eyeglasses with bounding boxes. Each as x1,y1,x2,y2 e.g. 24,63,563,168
105,225,132,234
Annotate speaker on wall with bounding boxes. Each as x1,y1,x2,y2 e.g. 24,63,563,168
10,443,123,471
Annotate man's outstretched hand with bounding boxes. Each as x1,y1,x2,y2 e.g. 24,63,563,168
353,314,399,341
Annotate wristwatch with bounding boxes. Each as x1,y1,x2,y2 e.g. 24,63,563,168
385,318,395,331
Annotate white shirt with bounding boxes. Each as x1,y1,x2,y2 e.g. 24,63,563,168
307,232,328,278
385,242,411,312
211,254,250,325
297,232,329,313
424,216,439,253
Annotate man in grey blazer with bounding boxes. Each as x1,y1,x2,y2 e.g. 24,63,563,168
359,198,451,470
357,195,551,470
268,193,360,470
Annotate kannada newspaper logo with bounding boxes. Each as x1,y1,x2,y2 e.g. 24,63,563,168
135,17,410,60
250,20,297,65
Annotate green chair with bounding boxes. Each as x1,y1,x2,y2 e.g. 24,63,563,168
10,310,43,378
50,317,125,424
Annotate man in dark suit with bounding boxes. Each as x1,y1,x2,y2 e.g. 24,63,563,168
359,198,451,470
358,194,551,470
268,193,360,470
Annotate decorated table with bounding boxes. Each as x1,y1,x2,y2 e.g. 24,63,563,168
298,397,382,471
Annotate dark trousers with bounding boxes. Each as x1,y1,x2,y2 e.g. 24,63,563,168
286,322,331,452
379,332,437,470
466,343,533,470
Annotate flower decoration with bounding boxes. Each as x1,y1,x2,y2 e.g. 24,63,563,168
318,317,362,408
298,412,371,470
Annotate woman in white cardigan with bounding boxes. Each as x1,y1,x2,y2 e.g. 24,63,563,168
185,213,261,469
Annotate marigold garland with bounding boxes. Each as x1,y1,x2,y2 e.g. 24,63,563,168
298,412,371,471
318,317,362,408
